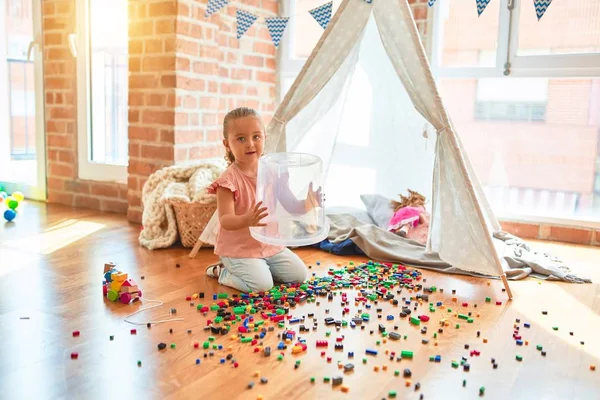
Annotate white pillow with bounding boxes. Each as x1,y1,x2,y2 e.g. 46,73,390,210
360,194,394,228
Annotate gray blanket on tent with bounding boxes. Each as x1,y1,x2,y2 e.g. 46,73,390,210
325,214,591,283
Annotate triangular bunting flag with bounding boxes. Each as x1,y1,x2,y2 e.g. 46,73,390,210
476,0,491,16
205,0,229,18
265,17,289,48
236,9,258,39
309,2,333,30
428,0,437,7
533,0,553,20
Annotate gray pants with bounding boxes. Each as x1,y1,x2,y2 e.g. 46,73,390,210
219,248,308,292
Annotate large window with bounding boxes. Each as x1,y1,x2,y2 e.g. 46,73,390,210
432,0,600,223
278,0,343,99
74,0,128,182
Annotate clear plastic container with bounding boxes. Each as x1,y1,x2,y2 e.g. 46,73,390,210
250,152,329,246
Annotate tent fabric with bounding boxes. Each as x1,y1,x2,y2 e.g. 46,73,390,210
263,0,506,278
201,0,507,281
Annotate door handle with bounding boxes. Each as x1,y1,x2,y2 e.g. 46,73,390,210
68,33,77,58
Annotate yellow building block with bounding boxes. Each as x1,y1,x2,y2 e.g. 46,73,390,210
111,272,128,282
111,280,123,291
292,345,303,354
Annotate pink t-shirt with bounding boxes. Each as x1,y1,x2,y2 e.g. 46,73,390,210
206,163,284,258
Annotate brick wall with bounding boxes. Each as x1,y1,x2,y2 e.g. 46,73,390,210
126,0,278,222
42,0,277,223
42,0,128,213
501,221,600,247
127,0,178,223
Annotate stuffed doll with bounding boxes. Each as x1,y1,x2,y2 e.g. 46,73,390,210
388,190,429,244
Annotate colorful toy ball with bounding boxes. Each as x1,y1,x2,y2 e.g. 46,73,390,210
4,209,16,222
4,196,14,206
12,191,24,202
7,198,19,210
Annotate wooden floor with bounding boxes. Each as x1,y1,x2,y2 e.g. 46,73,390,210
1,202,599,400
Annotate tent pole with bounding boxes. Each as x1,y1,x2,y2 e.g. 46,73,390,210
501,273,513,300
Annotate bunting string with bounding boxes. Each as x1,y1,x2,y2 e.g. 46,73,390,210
204,0,557,48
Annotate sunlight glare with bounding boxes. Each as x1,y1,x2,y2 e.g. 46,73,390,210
2,219,105,255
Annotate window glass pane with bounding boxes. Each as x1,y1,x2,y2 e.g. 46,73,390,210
3,0,36,163
293,0,342,59
517,0,600,56
436,0,500,68
439,77,600,221
89,0,128,165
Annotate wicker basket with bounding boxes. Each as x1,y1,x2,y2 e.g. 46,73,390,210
171,201,217,248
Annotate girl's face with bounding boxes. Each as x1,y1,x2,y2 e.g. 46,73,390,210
224,116,265,165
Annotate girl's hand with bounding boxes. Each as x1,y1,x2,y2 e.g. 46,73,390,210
245,201,268,227
304,182,324,212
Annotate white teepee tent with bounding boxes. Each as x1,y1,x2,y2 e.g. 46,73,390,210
194,0,512,297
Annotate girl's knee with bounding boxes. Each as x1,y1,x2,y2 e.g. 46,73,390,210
289,260,308,283
247,274,274,293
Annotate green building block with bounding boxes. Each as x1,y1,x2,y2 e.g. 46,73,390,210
170,343,176,349
214,316,223,324
485,297,491,302
467,318,474,323
455,324,460,329
452,361,459,368
203,341,210,349
401,350,413,359
516,354,523,361
410,316,420,325
310,377,315,383
394,370,400,376
537,345,543,351
208,336,215,341
458,314,469,320
196,304,203,310
218,293,228,299
389,391,397,398
210,305,219,311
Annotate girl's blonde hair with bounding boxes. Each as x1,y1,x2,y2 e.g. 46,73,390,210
222,107,262,165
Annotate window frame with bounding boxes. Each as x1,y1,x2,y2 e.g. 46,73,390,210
278,0,306,102
430,0,600,79
74,0,127,183
430,0,600,227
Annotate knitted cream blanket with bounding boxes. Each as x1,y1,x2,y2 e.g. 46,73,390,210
139,160,225,250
